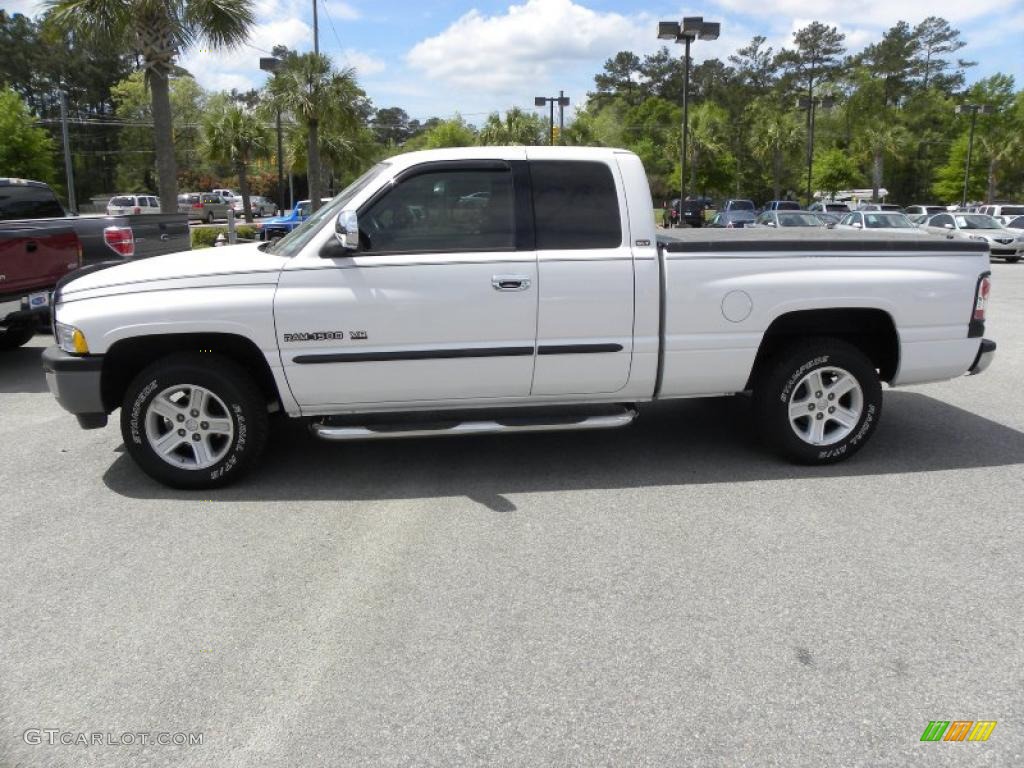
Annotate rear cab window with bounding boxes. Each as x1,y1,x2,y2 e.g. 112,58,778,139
0,183,65,220
530,160,622,249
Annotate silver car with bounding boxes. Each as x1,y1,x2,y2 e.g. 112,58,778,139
919,212,1023,262
178,192,231,223
836,211,922,234
753,211,825,228
231,195,276,218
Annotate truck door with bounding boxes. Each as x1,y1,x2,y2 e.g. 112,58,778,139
275,158,539,407
527,157,635,396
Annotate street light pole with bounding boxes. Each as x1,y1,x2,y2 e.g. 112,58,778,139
956,103,994,207
535,94,570,145
260,55,287,215
658,17,720,202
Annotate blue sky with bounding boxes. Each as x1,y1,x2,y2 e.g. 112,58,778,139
8,0,1024,122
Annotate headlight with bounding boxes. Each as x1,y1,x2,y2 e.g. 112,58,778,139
969,235,988,242
55,322,89,354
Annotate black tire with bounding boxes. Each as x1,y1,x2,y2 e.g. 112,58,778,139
0,326,35,350
1006,257,1020,263
753,338,882,464
120,353,269,489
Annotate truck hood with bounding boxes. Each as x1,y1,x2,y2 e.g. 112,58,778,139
259,214,295,227
59,242,288,300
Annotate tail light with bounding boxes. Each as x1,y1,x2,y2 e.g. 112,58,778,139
974,275,990,321
104,225,135,257
192,202,204,209
133,206,141,214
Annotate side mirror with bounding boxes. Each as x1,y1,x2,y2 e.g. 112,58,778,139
852,222,862,229
321,210,359,258
943,222,954,229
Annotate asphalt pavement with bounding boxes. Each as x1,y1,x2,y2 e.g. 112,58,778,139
1,263,1022,767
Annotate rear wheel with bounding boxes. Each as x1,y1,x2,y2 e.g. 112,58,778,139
0,326,35,350
753,338,882,464
120,353,269,488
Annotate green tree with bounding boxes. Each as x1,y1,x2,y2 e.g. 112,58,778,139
47,0,254,212
913,17,971,91
201,100,270,221
685,102,730,192
0,87,57,182
266,52,364,211
813,148,860,200
593,51,642,104
110,71,206,193
478,107,546,145
747,100,804,200
404,115,477,150
858,123,910,202
728,35,779,92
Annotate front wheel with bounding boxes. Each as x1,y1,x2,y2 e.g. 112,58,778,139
120,353,269,488
0,326,35,350
1006,256,1020,263
753,338,882,464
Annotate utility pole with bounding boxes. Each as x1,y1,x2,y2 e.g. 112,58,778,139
59,91,76,213
313,0,319,54
956,103,994,207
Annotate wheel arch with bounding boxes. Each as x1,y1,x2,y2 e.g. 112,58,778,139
745,308,900,390
101,332,283,413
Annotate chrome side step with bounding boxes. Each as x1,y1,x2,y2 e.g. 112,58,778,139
310,406,638,442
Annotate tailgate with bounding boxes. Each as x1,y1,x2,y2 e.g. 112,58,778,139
128,213,192,258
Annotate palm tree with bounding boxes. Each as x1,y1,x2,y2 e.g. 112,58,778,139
201,101,270,222
266,53,362,212
977,131,1023,203
859,123,909,202
748,103,804,200
686,103,729,192
47,0,254,212
478,107,545,145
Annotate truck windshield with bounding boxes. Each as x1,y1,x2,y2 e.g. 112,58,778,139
266,163,390,258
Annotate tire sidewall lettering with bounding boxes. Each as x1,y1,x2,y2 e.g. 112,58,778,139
780,355,830,403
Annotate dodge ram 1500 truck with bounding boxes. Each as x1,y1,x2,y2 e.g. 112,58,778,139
41,147,996,488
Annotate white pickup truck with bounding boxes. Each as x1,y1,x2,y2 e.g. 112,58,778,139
42,147,996,488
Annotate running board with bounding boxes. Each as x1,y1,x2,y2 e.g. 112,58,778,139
310,406,638,441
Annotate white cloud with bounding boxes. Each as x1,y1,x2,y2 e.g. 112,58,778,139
324,1,361,21
406,0,657,93
3,0,45,16
713,0,1008,31
337,49,386,76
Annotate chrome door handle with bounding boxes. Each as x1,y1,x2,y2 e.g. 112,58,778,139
492,275,531,291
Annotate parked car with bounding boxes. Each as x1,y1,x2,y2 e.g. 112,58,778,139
808,201,851,213
212,188,241,203
1,224,80,348
1,178,189,265
855,203,902,212
836,211,921,234
919,212,1023,262
178,192,231,223
708,210,757,228
762,200,802,212
257,199,332,240
723,199,756,212
812,212,843,227
231,196,276,218
975,203,1024,224
42,146,995,488
106,194,161,215
1003,215,1024,233
753,211,825,228
903,204,946,218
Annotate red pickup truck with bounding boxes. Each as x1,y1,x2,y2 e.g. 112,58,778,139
0,224,81,349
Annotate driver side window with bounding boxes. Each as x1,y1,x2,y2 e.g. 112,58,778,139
361,167,515,254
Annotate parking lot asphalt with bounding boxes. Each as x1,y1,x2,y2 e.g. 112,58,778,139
1,263,1022,767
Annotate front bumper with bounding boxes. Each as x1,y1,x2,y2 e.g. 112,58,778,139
41,346,108,428
968,339,996,376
